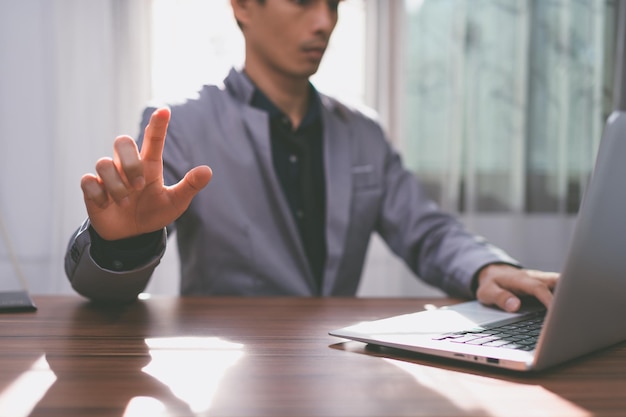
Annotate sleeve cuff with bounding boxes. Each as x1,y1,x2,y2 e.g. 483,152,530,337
88,226,165,271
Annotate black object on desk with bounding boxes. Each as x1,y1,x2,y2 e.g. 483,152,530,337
0,291,37,312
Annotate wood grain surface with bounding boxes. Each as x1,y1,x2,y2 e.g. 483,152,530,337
0,296,624,417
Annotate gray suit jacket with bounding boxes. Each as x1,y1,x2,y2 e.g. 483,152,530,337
65,68,518,302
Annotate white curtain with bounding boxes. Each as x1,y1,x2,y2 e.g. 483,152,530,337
0,0,152,294
402,0,610,214
397,0,610,273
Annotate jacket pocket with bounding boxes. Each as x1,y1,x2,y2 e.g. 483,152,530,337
352,164,379,191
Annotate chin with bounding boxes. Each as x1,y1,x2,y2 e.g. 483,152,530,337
282,69,317,81
296,64,322,79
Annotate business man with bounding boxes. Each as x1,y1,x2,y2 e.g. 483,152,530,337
65,0,557,311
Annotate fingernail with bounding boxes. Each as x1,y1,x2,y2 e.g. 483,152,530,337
504,297,520,312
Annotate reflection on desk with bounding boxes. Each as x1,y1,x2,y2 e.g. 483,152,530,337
0,296,625,417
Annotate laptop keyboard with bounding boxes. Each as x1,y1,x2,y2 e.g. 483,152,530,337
433,310,546,351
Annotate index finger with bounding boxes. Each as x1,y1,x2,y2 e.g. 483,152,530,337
140,107,171,162
498,271,558,308
521,270,559,308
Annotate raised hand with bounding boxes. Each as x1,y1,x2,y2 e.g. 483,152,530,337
80,108,212,241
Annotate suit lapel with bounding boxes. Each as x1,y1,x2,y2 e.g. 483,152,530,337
320,98,353,295
240,103,316,291
226,69,347,294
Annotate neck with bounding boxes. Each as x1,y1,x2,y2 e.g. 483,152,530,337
244,63,311,128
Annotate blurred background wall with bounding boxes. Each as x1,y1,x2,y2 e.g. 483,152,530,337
0,0,620,297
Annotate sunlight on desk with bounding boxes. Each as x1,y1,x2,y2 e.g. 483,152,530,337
0,355,56,417
344,309,483,335
126,336,244,415
383,358,591,417
124,396,167,416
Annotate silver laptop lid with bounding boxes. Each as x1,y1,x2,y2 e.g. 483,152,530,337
533,111,626,370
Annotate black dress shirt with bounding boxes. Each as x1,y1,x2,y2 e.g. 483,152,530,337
251,87,327,288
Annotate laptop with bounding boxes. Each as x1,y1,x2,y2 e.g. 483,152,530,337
330,111,626,372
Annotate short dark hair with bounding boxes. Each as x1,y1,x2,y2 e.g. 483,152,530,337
235,0,266,30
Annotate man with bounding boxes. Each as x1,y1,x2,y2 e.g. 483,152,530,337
65,0,557,311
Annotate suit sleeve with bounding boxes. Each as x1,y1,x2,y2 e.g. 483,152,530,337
376,137,520,298
64,107,171,302
64,218,166,302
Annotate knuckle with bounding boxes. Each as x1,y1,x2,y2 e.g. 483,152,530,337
123,159,143,176
95,162,128,197
495,289,511,304
477,284,505,306
95,157,114,174
114,135,135,148
476,284,489,300
527,279,544,291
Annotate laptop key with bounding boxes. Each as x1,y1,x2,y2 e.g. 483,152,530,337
432,310,545,352
482,339,512,347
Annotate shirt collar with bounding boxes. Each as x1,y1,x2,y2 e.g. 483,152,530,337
249,81,322,130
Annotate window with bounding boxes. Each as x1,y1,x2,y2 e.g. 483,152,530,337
150,0,367,105
401,0,617,214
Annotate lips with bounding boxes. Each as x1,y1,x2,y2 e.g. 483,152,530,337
301,45,327,61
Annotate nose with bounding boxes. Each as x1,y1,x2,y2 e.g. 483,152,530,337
310,1,338,37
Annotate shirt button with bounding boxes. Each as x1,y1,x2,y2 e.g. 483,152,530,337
289,154,298,163
296,210,304,219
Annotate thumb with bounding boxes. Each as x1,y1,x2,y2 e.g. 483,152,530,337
477,284,521,313
170,165,213,205
499,294,521,313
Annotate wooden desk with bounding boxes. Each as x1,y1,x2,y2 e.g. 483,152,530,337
0,296,625,417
